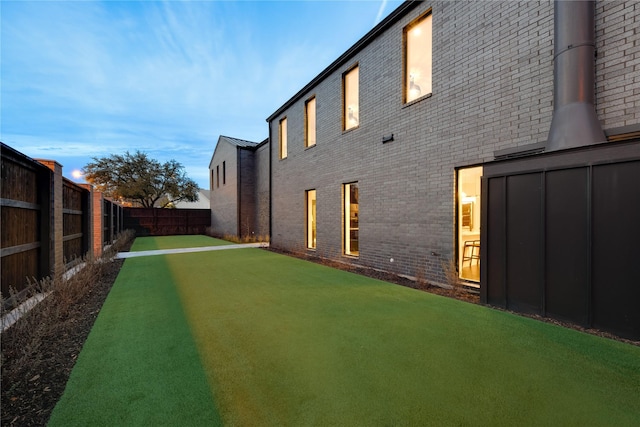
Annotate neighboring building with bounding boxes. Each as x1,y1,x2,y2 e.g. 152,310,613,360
213,1,640,339
208,136,269,238
173,188,211,209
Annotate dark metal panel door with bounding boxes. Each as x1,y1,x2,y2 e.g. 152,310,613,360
592,161,640,339
506,173,543,313
485,177,506,307
545,168,589,324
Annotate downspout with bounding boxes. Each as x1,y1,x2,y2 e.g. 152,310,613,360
547,0,606,151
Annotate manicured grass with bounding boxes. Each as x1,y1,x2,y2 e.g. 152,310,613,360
47,253,222,426
51,236,640,426
129,234,231,252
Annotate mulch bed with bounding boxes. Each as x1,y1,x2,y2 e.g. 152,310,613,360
2,242,636,426
1,254,128,426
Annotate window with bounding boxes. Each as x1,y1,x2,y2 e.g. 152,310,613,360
223,161,226,185
279,117,288,159
211,169,215,190
305,97,316,147
216,165,220,188
343,66,359,130
404,13,432,103
457,166,482,283
343,182,359,256
306,189,317,249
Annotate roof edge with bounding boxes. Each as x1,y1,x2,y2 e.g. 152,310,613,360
266,0,422,123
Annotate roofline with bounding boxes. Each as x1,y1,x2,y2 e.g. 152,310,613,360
266,0,422,123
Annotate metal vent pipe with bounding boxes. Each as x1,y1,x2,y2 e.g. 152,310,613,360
547,0,606,151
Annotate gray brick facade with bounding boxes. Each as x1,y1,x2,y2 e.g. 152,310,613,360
264,0,640,285
209,136,269,238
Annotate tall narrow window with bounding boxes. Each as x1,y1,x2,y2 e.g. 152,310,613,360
306,189,317,249
404,13,432,103
223,161,226,185
279,117,288,159
457,166,482,284
344,182,359,256
211,169,215,191
216,165,220,188
305,97,316,147
343,66,359,130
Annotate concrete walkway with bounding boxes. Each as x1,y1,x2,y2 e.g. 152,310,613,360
116,242,269,259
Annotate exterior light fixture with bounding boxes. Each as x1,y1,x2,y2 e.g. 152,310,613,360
382,134,394,143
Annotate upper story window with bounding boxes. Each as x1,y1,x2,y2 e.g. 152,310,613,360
279,117,288,159
305,97,316,148
404,12,432,103
222,161,226,184
343,65,359,131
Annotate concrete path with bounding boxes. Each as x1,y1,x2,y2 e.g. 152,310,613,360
116,242,269,259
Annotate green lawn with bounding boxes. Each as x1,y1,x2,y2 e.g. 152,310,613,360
49,237,640,426
129,234,231,252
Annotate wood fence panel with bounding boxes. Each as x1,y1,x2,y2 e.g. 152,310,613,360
124,208,210,236
1,144,50,296
63,180,87,264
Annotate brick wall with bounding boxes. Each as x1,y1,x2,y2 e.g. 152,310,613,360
238,147,256,236
595,0,640,129
210,140,240,236
254,141,270,237
268,1,638,284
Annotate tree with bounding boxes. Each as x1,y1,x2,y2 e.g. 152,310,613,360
83,151,199,208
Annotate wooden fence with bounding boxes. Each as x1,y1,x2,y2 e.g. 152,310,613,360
1,142,123,298
124,208,210,236
1,144,51,297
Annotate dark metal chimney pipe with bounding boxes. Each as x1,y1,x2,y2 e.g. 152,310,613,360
547,0,606,151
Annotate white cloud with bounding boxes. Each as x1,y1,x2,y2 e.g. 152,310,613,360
1,0,403,188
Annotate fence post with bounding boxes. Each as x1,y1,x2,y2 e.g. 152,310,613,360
37,160,64,276
92,190,104,258
78,184,94,260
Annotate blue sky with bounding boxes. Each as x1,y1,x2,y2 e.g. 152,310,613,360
1,0,403,188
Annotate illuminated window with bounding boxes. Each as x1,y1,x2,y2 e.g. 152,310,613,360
305,97,316,147
279,117,288,159
404,13,432,103
343,66,359,130
344,182,359,256
457,166,482,283
306,189,316,249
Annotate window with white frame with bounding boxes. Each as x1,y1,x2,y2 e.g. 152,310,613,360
279,117,288,159
404,12,432,103
343,66,359,130
305,97,316,148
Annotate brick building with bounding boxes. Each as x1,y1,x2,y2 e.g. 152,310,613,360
211,1,640,338
209,136,269,238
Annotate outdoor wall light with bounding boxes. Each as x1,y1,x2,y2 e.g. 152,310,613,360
382,134,394,143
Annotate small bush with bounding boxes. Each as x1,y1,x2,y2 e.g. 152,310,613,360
205,227,269,244
441,259,463,295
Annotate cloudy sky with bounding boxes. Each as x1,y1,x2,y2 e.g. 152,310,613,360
1,0,403,188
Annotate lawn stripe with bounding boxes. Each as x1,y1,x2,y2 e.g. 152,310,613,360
129,234,232,252
48,254,222,426
166,248,640,426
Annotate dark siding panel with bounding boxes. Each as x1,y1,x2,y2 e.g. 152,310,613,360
506,173,543,313
486,177,506,307
545,168,589,324
592,161,640,339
